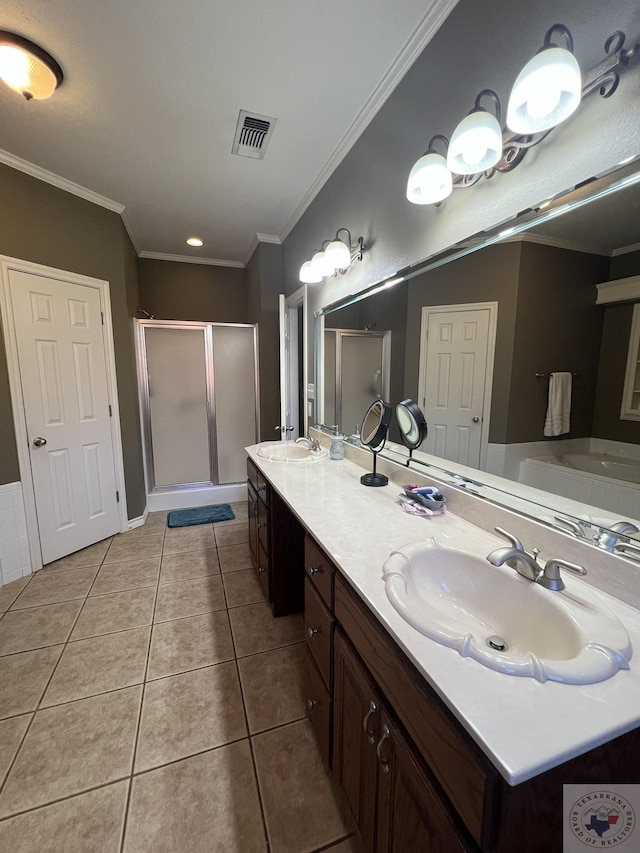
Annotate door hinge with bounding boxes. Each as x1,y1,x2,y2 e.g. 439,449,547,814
116,491,120,503
108,405,112,417
101,311,105,325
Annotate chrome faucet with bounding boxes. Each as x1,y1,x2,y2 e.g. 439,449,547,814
554,516,587,538
613,540,640,562
596,521,640,552
486,527,587,591
295,436,321,452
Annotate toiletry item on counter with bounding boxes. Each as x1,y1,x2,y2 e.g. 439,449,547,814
330,434,345,460
402,484,446,509
348,424,362,447
398,493,446,517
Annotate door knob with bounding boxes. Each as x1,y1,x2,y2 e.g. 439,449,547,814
472,417,480,423
32,437,47,447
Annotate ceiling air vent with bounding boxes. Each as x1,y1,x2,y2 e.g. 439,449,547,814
232,110,277,160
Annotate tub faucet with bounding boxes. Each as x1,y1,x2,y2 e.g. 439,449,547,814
295,436,320,452
596,521,639,552
486,527,542,581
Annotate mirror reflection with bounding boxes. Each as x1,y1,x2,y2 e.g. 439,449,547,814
316,162,640,534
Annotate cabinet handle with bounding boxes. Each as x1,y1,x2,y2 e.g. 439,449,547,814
307,698,317,711
362,701,378,745
258,566,264,574
258,522,266,529
376,724,391,773
307,627,318,639
307,565,320,576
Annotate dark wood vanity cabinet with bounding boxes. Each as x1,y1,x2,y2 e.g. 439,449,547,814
246,458,305,616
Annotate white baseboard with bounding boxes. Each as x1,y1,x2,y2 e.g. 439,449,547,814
127,508,148,530
146,483,247,512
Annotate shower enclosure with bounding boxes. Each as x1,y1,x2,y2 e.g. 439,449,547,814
136,321,259,510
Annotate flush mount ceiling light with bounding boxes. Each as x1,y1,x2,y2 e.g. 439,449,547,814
185,237,204,247
0,30,63,100
407,135,452,205
406,24,638,207
506,24,581,134
298,228,364,283
447,90,502,175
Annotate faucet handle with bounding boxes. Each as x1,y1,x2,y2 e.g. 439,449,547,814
494,527,524,552
538,558,587,591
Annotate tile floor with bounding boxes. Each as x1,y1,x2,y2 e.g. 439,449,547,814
0,503,358,852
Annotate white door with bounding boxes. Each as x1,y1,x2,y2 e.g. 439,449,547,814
418,304,496,469
8,270,120,564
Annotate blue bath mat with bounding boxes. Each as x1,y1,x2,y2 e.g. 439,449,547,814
167,504,235,528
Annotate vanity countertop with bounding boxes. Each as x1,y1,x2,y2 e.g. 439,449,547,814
247,443,640,786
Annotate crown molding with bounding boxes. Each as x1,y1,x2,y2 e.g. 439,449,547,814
0,148,125,213
120,208,141,255
278,0,458,243
612,241,640,257
138,251,245,269
244,232,282,266
508,232,610,257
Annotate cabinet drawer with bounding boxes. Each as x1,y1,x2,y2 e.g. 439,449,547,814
305,577,334,691
335,573,497,849
257,498,269,554
304,647,332,767
247,457,258,490
304,535,335,610
256,471,269,505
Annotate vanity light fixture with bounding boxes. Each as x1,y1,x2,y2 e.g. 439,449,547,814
406,135,452,205
406,24,638,206
0,30,63,100
298,228,364,283
447,90,503,175
185,237,204,247
506,25,581,134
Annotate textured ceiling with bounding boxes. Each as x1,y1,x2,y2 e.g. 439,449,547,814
0,0,456,264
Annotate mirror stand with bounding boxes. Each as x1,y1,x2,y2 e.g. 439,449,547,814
360,444,389,487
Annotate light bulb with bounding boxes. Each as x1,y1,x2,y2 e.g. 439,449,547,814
507,46,581,134
447,110,502,175
311,250,333,278
0,39,60,100
324,239,351,270
299,260,322,284
406,152,452,205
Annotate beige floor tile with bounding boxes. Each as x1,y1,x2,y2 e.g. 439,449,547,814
154,575,226,623
41,627,151,707
160,549,220,583
238,644,307,734
222,569,265,608
213,503,247,528
0,781,129,853
0,686,142,817
71,587,156,640
0,714,32,786
228,601,304,658
143,512,167,532
0,578,30,613
163,526,215,555
215,523,249,547
43,539,111,572
10,566,98,610
103,534,164,565
325,836,362,852
252,719,351,853
0,601,83,656
91,557,160,596
218,543,253,573
124,742,267,853
0,646,63,719
147,611,234,680
135,662,247,771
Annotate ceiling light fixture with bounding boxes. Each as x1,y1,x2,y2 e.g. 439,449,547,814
406,24,638,206
447,90,502,175
406,135,452,205
298,229,364,284
185,237,204,247
0,30,63,100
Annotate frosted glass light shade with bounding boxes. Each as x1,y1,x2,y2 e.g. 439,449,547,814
310,250,334,278
324,239,351,270
507,47,582,134
406,152,452,205
0,34,62,100
299,261,322,283
447,110,503,175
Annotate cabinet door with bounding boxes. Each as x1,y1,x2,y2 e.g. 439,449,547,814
247,482,258,566
376,710,474,853
333,629,380,853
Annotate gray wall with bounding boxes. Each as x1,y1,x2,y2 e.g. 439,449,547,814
137,259,247,322
0,164,145,518
281,0,640,393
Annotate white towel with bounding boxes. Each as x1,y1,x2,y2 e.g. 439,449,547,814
544,372,572,436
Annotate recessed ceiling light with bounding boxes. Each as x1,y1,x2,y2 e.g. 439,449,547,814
186,237,203,247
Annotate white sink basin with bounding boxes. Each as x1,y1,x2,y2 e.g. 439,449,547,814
257,441,328,462
382,538,632,684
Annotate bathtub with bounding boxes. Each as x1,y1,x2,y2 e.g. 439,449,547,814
519,452,640,519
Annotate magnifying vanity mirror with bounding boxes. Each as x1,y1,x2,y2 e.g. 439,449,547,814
314,157,640,550
360,399,392,487
396,399,428,463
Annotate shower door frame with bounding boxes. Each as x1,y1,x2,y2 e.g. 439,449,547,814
135,320,259,495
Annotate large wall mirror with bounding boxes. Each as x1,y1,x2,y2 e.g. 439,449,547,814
314,158,640,541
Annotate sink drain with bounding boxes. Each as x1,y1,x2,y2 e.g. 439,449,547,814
486,635,508,652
